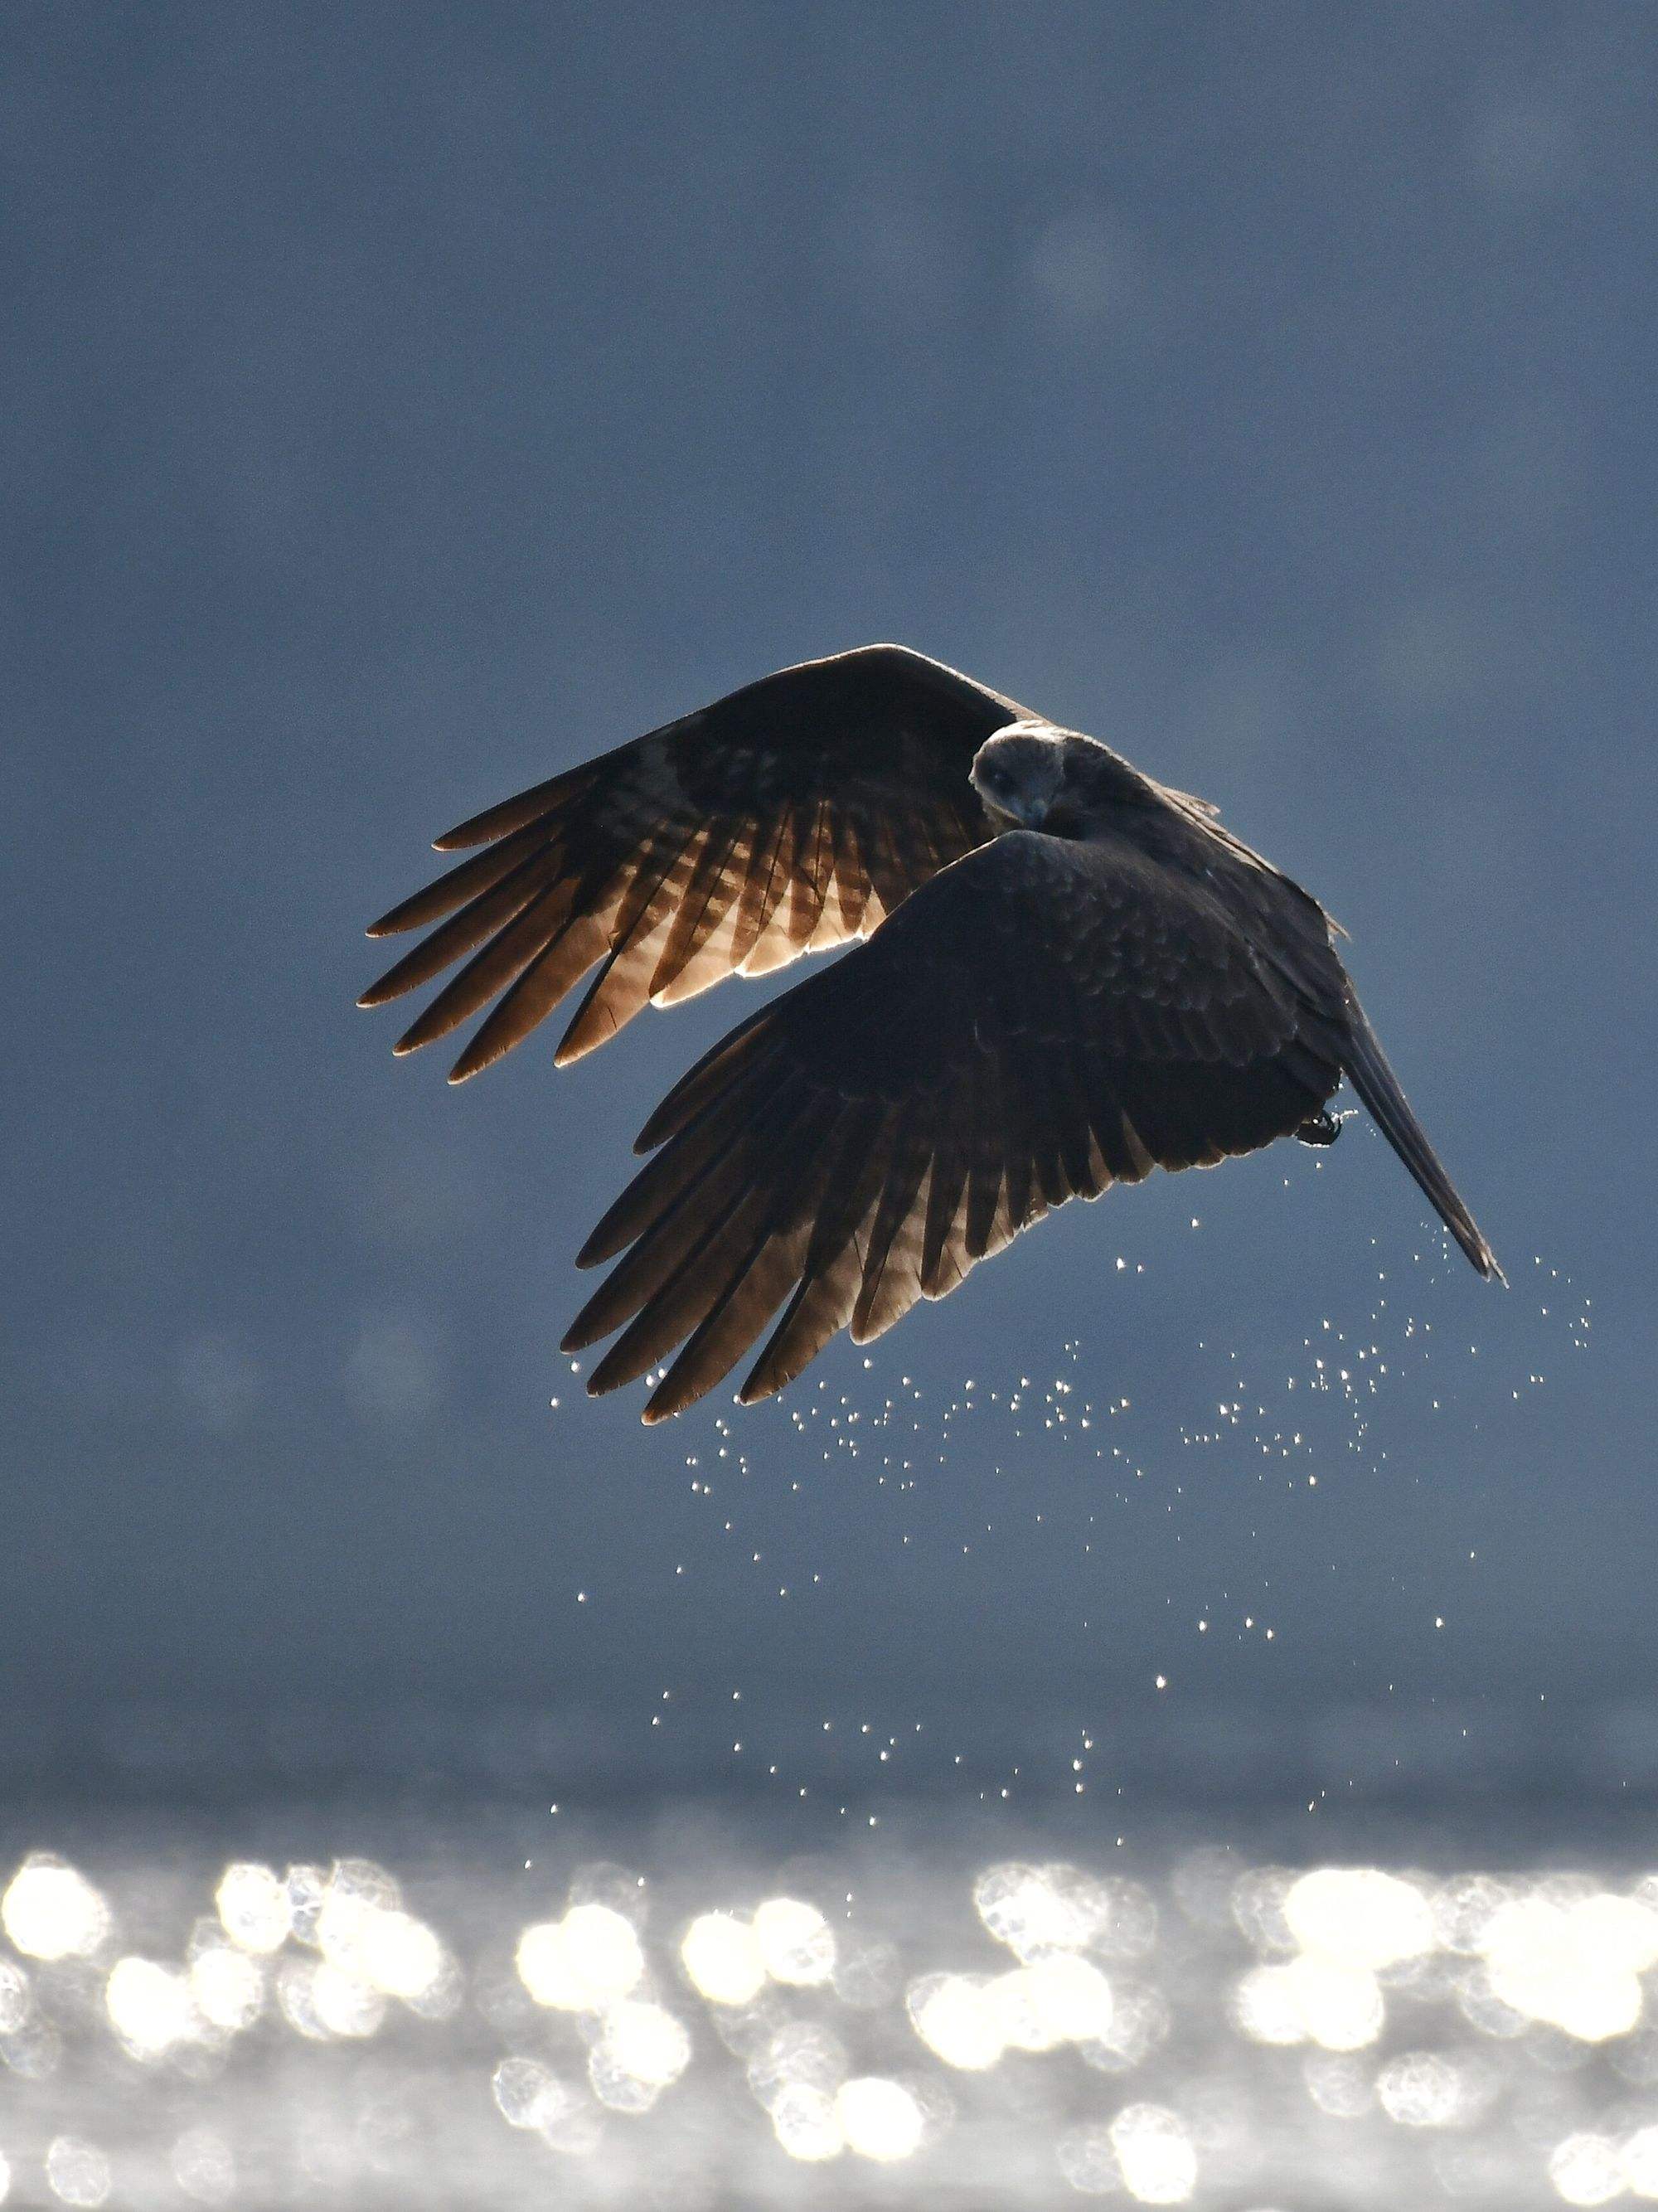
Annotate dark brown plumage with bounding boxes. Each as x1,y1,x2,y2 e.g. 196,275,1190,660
362,643,1501,1420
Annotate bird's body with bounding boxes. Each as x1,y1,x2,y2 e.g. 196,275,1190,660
362,644,1500,1419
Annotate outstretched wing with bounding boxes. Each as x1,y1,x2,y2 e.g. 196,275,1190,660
564,830,1351,1421
359,644,1024,1081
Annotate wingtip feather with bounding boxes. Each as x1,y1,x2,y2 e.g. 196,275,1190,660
446,1033,508,1084
356,971,409,1009
358,963,419,1016
365,899,418,939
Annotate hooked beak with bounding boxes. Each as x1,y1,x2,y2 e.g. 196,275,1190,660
1003,791,1051,829
973,779,1048,831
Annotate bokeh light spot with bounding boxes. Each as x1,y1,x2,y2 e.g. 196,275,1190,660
214,1864,290,1954
1059,2122,1120,2195
771,2082,843,2161
681,1911,765,2006
908,1972,1005,2070
1234,1956,1384,2050
1621,2126,1658,2198
516,1903,644,2012
2,1860,109,1962
1283,1868,1434,1969
1110,2104,1196,2205
975,1862,1107,1960
589,1999,691,2112
104,1958,198,2059
44,2138,110,2209
188,1945,264,2034
1374,2050,1469,2127
171,2129,235,2206
1483,1894,1652,2041
1550,2132,1628,2206
754,1897,835,1986
834,2075,924,2161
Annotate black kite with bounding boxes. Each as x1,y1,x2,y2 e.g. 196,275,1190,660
362,645,1500,1419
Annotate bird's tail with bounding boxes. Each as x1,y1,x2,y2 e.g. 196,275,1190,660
1341,1004,1505,1283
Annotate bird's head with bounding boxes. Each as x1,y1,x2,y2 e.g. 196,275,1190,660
971,721,1068,828
972,720,1137,837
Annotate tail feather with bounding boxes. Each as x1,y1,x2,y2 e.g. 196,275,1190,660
1341,1005,1504,1283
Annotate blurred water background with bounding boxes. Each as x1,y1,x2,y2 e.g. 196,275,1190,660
14,1690,1658,2211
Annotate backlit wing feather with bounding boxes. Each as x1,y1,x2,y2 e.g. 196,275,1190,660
359,643,1023,1079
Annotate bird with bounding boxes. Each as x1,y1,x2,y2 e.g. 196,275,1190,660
361,643,1501,1422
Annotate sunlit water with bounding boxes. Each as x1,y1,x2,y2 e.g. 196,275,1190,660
5,1744,1658,2212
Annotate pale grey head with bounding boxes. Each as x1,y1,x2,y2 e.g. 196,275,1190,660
970,719,1142,839
969,720,1068,827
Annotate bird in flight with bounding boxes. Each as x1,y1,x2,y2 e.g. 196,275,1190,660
361,644,1500,1421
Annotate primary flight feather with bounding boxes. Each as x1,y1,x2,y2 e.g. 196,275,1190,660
361,643,1501,1420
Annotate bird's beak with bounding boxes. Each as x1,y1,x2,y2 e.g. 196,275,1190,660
973,782,1046,831
1002,792,1054,830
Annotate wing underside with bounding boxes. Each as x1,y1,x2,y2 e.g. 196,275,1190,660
359,644,1020,1077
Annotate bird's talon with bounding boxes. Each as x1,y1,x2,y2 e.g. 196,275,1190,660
1297,1109,1340,1147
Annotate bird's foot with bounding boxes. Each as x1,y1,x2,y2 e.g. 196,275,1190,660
1296,1109,1343,1147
